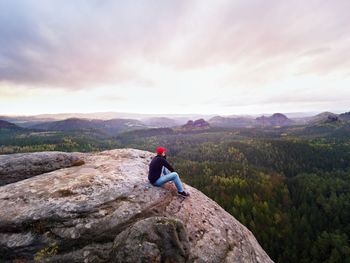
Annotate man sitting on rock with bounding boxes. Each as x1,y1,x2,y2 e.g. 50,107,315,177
148,147,190,197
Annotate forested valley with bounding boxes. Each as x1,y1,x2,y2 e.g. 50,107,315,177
1,125,350,262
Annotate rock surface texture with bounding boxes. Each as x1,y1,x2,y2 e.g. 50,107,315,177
0,149,273,263
0,151,84,186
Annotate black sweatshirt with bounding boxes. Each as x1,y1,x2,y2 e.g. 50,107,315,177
148,154,175,184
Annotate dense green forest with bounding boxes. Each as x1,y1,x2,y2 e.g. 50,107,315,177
1,125,350,262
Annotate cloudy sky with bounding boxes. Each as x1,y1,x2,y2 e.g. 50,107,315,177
1,0,349,116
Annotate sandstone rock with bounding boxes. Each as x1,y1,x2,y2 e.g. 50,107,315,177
112,216,190,263
0,151,84,186
0,148,273,262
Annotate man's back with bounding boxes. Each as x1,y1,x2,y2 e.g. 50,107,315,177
148,155,174,184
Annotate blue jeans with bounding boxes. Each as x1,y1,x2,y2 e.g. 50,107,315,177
153,166,184,192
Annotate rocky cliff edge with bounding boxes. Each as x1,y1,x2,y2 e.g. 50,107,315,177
0,148,273,263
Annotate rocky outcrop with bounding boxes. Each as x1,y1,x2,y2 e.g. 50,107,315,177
0,148,273,262
181,119,210,130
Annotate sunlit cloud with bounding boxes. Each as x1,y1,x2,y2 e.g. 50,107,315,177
0,0,349,115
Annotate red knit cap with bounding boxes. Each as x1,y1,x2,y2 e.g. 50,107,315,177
156,147,167,154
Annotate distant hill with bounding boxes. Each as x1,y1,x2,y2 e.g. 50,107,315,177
101,119,147,133
1,112,215,122
209,113,294,128
32,118,101,131
0,120,23,130
296,111,350,136
209,116,255,128
142,117,181,128
255,113,294,127
339,111,350,121
31,118,147,135
308,112,339,124
0,116,58,128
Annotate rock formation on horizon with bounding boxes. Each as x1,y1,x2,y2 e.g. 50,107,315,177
181,119,210,130
0,149,273,262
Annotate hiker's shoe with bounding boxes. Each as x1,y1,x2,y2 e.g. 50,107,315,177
178,191,190,197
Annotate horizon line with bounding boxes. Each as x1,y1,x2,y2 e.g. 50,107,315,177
1,109,348,118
